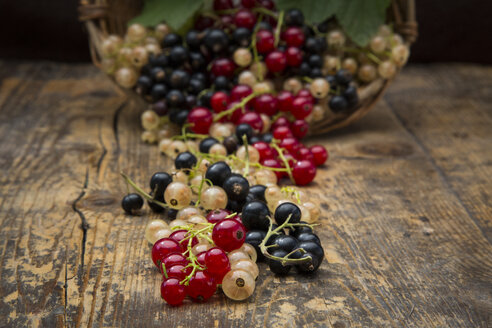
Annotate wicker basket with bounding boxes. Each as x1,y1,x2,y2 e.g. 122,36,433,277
79,0,417,135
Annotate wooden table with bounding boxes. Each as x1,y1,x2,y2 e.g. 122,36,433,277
0,62,491,328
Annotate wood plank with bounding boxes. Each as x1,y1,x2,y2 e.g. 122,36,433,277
0,61,490,327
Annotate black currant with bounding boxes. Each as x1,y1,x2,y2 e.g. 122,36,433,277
335,69,352,86
185,94,197,109
149,54,169,67
153,100,168,116
249,136,260,144
169,108,189,125
199,137,219,153
343,86,359,108
261,132,273,143
168,69,190,90
268,249,292,275
297,241,324,260
222,136,238,154
162,33,182,48
245,230,267,261
150,172,172,196
136,75,152,95
151,67,166,83
166,89,185,107
235,123,253,145
310,67,324,78
299,62,311,77
140,63,152,76
329,95,348,112
233,27,251,47
148,191,166,213
257,21,273,31
295,252,321,273
121,193,143,214
249,184,267,202
226,198,245,213
197,90,214,107
189,52,207,70
222,173,250,201
205,161,232,186
167,208,179,220
290,220,313,237
213,76,232,91
185,30,202,51
204,29,229,53
174,151,197,172
325,75,336,90
191,72,208,84
274,202,301,225
296,232,321,245
169,45,189,67
308,54,323,68
285,8,304,26
188,79,206,95
241,201,270,231
151,83,167,102
270,235,298,253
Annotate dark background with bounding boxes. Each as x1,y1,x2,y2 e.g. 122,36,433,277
0,0,490,63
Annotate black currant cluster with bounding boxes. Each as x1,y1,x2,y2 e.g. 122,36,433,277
327,69,359,112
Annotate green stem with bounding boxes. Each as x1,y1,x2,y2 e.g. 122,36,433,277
250,14,264,82
274,11,284,48
243,135,250,176
213,91,265,122
271,144,295,183
252,7,278,18
121,172,168,208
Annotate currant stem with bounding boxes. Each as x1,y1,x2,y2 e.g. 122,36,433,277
274,11,284,48
121,172,168,208
250,14,264,82
271,144,295,183
243,135,250,176
213,91,264,122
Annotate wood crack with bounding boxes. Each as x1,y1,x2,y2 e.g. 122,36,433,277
71,168,89,273
112,101,126,154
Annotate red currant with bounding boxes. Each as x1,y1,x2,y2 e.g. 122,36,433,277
272,125,293,140
238,111,263,132
196,251,207,266
152,238,182,268
169,230,199,252
295,147,315,164
265,51,287,73
261,158,284,180
205,247,230,275
220,15,234,27
290,119,309,139
230,84,252,101
271,116,291,130
162,253,189,272
285,46,303,67
253,141,275,161
282,27,305,47
253,93,278,116
211,58,236,78
186,271,217,302
167,264,192,281
212,219,246,252
291,96,313,119
281,152,297,170
206,209,232,224
297,89,313,99
279,137,300,155
188,107,213,134
234,9,256,30
241,0,256,8
256,29,275,54
259,0,275,9
210,91,229,113
277,91,294,112
213,0,234,10
194,15,215,31
161,278,186,306
292,160,316,185
310,145,329,166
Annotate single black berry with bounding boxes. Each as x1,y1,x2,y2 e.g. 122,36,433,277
151,83,167,102
150,172,172,197
241,201,270,231
329,95,348,112
204,29,229,53
285,8,304,26
151,67,166,83
166,89,185,107
174,151,197,172
121,193,143,214
245,230,267,261
290,220,313,237
136,75,152,95
147,191,166,213
270,235,298,253
223,136,238,154
214,76,232,91
185,30,202,50
167,208,178,220
188,79,206,95
169,108,189,125
226,198,245,213
249,184,267,202
205,161,232,186
274,202,301,225
296,232,321,245
168,69,190,90
233,27,251,47
223,174,250,201
149,54,169,67
189,52,207,70
310,67,324,78
261,132,273,143
199,137,220,153
162,33,182,48
335,69,352,85
235,123,253,145
268,249,292,275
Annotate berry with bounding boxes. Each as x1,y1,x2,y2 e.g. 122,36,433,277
186,271,216,301
234,9,256,30
271,235,298,253
265,51,287,73
223,136,239,154
206,209,232,224
268,249,292,275
235,123,254,144
285,46,303,67
230,84,252,101
248,185,267,203
222,174,250,201
271,116,291,129
166,89,185,107
150,172,173,196
254,94,278,116
282,27,305,47
274,202,301,225
205,247,231,275
185,30,201,50
290,119,309,139
241,201,270,231
233,28,251,47
256,29,275,54
174,151,197,171
121,193,144,214
245,230,266,261
169,229,199,252
213,76,232,91
241,0,256,8
167,264,192,281
310,78,330,98
272,125,293,140
262,132,273,143
260,158,283,180
309,145,328,166
169,109,189,125
162,253,189,271
204,29,229,53
199,137,220,153
343,85,358,106
162,33,182,48
164,182,192,209
188,107,213,134
148,192,166,213
297,232,321,245
295,147,315,164
335,69,352,85
212,219,246,252
238,112,263,132
279,137,300,155
285,8,304,26
329,95,348,112
196,251,207,266
211,58,236,78
169,46,189,67
253,141,275,161
308,54,323,68
161,278,186,306
276,91,294,112
213,0,233,10
152,238,182,267
222,269,255,300
233,48,253,67
211,91,229,113
188,79,206,95
205,161,232,186
291,96,313,119
292,160,316,185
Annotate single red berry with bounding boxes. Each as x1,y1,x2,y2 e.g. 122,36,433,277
230,84,252,101
290,119,309,139
310,145,329,166
292,160,316,185
282,27,305,47
279,137,301,155
285,46,303,67
277,91,294,112
211,91,229,113
261,158,284,180
238,111,263,132
161,278,186,306
271,116,291,130
253,141,275,161
194,15,215,31
259,0,275,10
265,51,287,73
206,209,232,224
212,219,246,252
188,107,213,134
253,93,278,116
211,58,236,78
186,271,217,302
213,0,234,10
196,251,207,267
162,253,189,273
152,238,182,268
297,89,313,100
281,152,297,170
167,264,192,281
272,125,293,140
295,147,315,164
228,101,248,124
291,96,313,119
205,247,230,275
169,229,199,252
256,29,275,54
220,15,234,27
234,9,256,30
241,0,256,8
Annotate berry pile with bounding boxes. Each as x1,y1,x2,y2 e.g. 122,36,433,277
121,146,324,306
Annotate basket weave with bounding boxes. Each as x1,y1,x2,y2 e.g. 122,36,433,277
79,0,417,135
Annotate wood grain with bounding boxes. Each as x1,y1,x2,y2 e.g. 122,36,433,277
0,61,491,327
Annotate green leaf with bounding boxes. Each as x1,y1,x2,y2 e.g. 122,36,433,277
276,0,338,24
335,0,391,46
129,0,203,31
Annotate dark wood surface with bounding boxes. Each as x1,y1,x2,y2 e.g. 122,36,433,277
0,61,491,327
